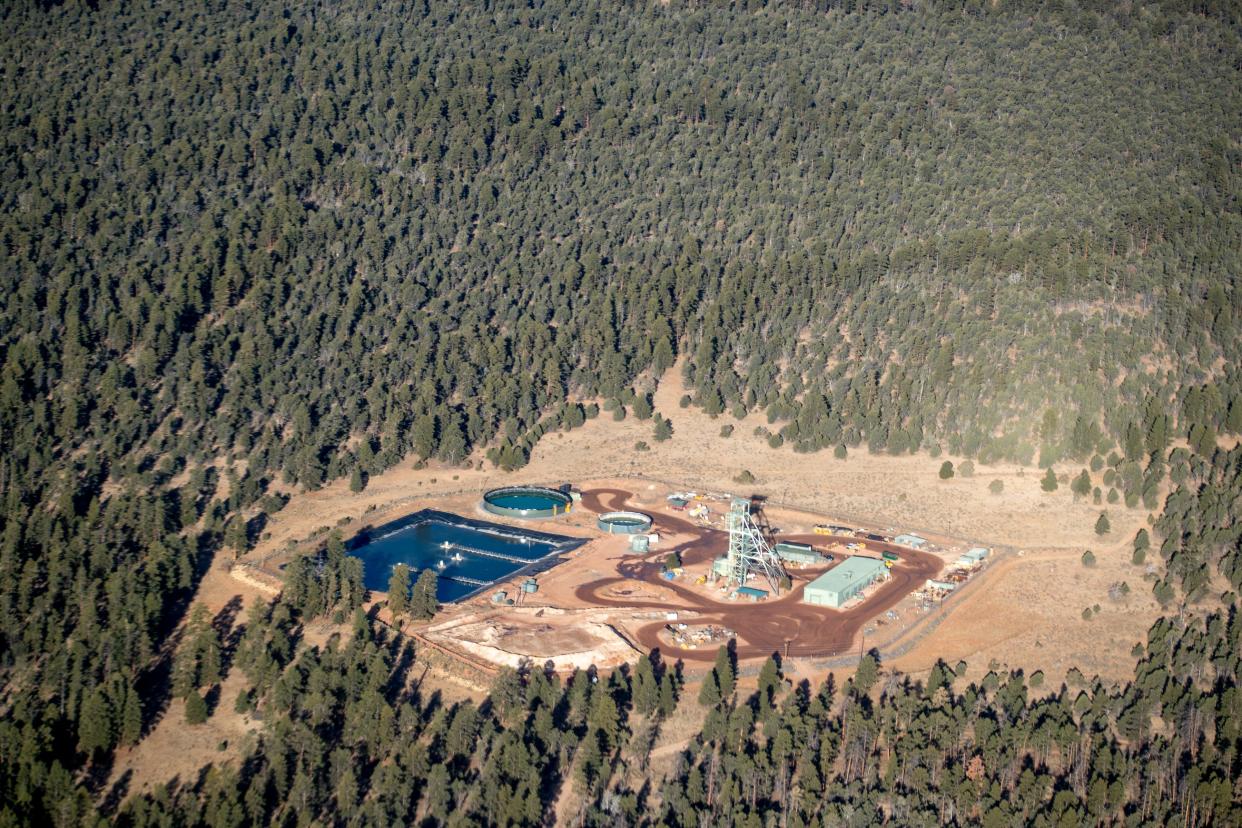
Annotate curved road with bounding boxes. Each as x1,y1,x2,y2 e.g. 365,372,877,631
575,489,942,662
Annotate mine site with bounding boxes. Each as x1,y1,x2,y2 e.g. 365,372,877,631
241,478,997,678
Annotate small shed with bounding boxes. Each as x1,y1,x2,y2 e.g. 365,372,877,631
668,497,689,511
630,535,650,553
894,533,928,549
737,586,769,601
712,556,731,578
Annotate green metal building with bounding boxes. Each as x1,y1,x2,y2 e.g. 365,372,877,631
774,541,821,566
803,556,888,608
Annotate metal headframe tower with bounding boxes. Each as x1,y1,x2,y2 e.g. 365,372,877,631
724,497,786,593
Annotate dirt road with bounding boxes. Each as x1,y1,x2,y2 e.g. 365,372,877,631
575,489,941,661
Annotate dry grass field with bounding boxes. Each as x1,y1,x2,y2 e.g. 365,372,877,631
258,362,1145,558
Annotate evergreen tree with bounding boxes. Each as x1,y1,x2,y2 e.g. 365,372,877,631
697,671,722,708
387,563,411,618
632,655,659,716
854,652,880,696
1095,513,1111,535
1071,470,1092,499
119,685,143,747
756,656,781,707
77,689,114,756
412,569,439,620
712,645,736,700
653,415,674,442
184,691,208,725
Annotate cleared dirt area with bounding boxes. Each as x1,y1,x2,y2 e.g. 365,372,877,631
422,606,645,671
571,487,941,661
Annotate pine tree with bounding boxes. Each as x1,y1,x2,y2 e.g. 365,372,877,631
412,414,438,460
1095,513,1110,535
1041,468,1059,492
939,461,955,479
633,655,659,716
757,656,781,707
697,670,722,708
658,673,678,718
854,652,880,696
633,394,653,420
713,645,736,699
412,568,439,620
185,691,209,725
387,563,411,618
1071,469,1092,498
77,689,115,756
653,415,673,442
119,685,143,747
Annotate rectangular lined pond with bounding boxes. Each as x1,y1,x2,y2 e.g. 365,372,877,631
349,509,584,603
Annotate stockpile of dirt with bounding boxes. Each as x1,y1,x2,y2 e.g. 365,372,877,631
425,607,642,671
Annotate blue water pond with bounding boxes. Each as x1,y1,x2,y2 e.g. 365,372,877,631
349,510,583,603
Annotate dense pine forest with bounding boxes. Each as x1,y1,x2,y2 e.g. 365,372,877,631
1,0,1240,824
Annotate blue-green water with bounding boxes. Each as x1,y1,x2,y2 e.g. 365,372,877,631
485,490,567,511
352,511,577,602
602,516,647,526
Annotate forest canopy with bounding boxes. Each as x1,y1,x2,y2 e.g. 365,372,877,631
0,0,1240,824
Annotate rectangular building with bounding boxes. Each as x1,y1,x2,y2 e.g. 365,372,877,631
775,541,821,565
893,533,927,548
803,556,888,608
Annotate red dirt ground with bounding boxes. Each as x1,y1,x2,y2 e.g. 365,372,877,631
574,488,941,661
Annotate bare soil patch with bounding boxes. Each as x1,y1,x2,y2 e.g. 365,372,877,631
890,539,1166,685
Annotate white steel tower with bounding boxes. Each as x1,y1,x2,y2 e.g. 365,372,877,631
724,497,786,593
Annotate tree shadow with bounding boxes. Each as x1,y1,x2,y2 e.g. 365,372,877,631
246,512,269,546
204,684,222,718
213,595,244,674
80,752,117,799
100,768,132,817
133,626,185,739
384,636,419,702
